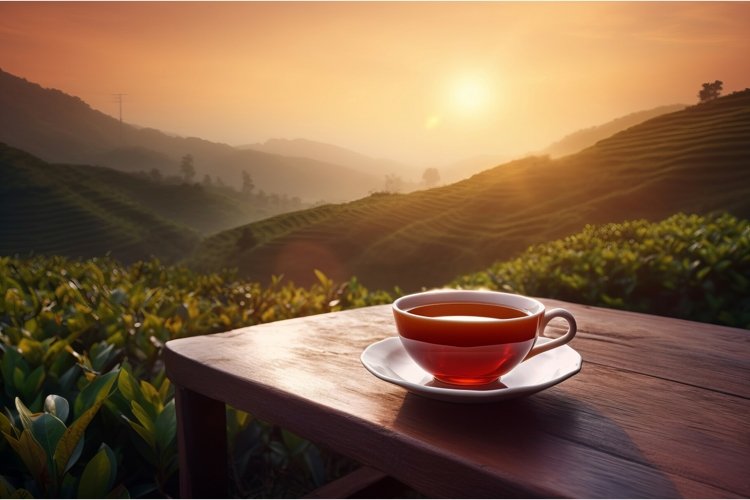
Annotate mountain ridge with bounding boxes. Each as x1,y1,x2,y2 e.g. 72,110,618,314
190,90,750,291
0,68,381,202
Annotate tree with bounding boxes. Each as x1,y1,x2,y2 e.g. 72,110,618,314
422,167,441,188
180,154,196,183
149,168,162,183
202,174,213,187
242,170,255,195
698,80,723,103
384,174,404,193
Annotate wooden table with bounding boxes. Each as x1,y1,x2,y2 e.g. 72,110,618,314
164,299,750,498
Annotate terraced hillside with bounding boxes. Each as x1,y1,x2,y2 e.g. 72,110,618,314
191,90,750,291
0,144,200,262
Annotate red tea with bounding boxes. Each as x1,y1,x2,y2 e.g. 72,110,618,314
397,302,540,385
408,302,529,320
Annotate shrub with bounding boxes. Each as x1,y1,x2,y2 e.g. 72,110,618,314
2,212,748,497
0,258,393,497
452,213,750,329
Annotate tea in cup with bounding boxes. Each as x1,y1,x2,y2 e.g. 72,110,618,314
392,290,577,386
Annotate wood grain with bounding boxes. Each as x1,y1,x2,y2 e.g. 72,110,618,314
165,300,749,498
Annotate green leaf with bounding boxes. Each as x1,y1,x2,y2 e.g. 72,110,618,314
44,395,70,424
116,369,137,401
74,370,118,419
155,400,176,454
12,367,25,395
4,429,48,488
1,347,22,393
53,398,105,479
139,381,162,413
0,410,16,436
122,416,155,450
14,398,36,433
91,343,116,372
30,413,66,475
313,269,331,287
60,472,78,497
78,444,116,499
281,428,307,456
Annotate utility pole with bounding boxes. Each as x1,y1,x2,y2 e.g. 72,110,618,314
113,93,127,143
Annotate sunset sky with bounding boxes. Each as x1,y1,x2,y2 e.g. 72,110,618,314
1,2,749,165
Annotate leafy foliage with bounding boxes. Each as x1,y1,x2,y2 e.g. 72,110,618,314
452,213,750,329
2,212,748,497
0,258,392,497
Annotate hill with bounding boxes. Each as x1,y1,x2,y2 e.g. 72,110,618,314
542,104,686,158
190,90,750,291
241,138,419,179
0,68,380,202
0,143,202,262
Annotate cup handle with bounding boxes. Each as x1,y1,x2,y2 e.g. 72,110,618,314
524,308,577,360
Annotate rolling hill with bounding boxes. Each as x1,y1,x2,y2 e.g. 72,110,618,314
0,143,201,262
190,90,750,291
0,68,380,202
241,138,419,179
541,104,686,158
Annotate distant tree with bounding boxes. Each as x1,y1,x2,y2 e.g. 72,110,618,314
384,173,405,193
149,168,163,183
422,167,441,188
698,80,723,103
202,174,213,187
242,170,255,195
180,154,196,183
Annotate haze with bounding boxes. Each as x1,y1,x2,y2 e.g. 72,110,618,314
1,2,749,166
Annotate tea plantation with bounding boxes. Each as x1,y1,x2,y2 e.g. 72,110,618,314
1,212,748,497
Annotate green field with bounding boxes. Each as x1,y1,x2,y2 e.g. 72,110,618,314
191,90,750,291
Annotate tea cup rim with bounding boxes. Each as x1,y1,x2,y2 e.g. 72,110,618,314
392,289,544,323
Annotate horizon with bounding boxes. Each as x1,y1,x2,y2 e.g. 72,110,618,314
1,2,749,166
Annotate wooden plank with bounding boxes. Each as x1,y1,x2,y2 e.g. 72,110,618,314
539,299,750,397
303,466,388,498
165,303,749,498
173,385,228,498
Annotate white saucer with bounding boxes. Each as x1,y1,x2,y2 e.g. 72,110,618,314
360,337,582,403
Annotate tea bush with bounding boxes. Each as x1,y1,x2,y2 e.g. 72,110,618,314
0,258,393,497
452,212,750,329
2,212,748,498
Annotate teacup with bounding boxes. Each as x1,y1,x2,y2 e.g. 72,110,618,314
392,290,577,386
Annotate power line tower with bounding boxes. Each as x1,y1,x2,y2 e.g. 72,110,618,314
112,93,127,143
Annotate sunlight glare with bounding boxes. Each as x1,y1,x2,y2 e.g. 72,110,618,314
453,76,489,114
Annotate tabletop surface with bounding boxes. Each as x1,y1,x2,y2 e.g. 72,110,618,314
165,299,750,498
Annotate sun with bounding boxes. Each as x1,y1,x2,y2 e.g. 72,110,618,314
452,76,489,114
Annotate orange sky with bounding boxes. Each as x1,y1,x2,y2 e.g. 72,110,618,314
1,2,749,165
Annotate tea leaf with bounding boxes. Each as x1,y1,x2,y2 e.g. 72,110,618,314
74,370,118,419
53,398,105,478
155,399,176,454
78,444,116,499
44,395,70,424
15,397,36,433
30,412,67,478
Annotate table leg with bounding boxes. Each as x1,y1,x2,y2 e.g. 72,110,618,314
174,385,228,498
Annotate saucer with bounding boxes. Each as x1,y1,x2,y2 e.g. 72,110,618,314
360,337,582,403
